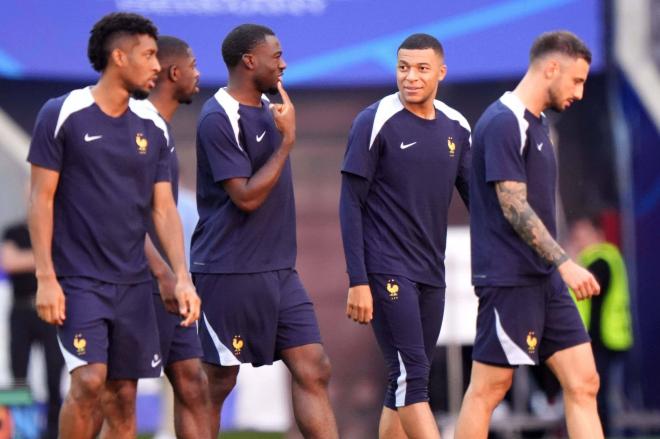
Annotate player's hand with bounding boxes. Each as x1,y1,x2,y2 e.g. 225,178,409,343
346,284,373,324
174,276,201,327
156,270,179,314
269,81,296,146
35,275,66,325
558,259,600,300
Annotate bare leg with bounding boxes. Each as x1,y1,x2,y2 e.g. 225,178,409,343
454,361,514,439
378,407,406,439
99,379,138,439
203,363,239,438
545,342,603,439
166,358,212,439
281,344,338,439
59,364,107,439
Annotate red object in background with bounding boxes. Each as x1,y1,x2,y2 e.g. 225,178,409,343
0,406,14,439
600,209,621,247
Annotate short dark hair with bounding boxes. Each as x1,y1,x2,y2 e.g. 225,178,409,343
398,33,444,58
157,35,190,63
88,12,158,72
530,31,592,64
221,24,275,68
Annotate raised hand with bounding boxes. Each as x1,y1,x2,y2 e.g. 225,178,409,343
269,81,296,146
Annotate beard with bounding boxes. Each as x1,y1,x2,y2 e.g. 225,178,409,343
131,88,150,100
255,75,279,96
547,87,565,113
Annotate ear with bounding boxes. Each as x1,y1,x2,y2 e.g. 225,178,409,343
168,65,179,82
437,63,448,82
110,48,126,68
544,59,560,79
241,53,256,70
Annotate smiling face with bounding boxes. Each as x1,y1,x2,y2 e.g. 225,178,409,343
396,48,446,107
546,55,590,112
249,34,286,95
117,33,161,100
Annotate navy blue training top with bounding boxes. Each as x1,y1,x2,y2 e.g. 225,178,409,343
341,92,471,288
131,99,180,270
190,88,296,273
470,92,557,286
27,87,172,284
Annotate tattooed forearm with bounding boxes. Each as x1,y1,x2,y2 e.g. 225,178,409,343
495,181,569,266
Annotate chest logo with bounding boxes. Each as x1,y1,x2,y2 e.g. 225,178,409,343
256,131,266,142
84,133,102,142
536,142,543,151
136,133,148,154
386,279,400,301
448,137,456,158
400,141,417,150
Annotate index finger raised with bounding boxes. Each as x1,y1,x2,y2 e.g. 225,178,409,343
277,81,292,106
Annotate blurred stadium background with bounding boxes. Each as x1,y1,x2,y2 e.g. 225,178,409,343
0,0,659,438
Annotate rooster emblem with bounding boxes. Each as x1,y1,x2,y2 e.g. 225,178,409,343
526,331,538,354
73,334,87,356
386,279,399,300
448,137,456,158
232,335,244,355
136,133,148,154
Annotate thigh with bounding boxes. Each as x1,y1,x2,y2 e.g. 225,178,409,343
108,281,161,380
472,284,546,367
275,270,322,357
544,342,597,389
369,275,427,365
418,286,446,361
57,277,113,373
194,272,279,367
152,288,203,367
539,273,591,362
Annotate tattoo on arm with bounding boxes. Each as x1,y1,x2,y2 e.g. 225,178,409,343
495,181,569,266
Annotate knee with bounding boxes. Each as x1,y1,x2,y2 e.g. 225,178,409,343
293,352,332,389
207,366,239,400
563,370,600,403
173,364,210,405
70,368,106,402
467,374,513,409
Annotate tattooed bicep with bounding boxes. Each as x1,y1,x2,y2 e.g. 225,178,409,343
495,180,527,207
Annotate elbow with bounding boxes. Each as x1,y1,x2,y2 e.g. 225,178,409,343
233,198,260,213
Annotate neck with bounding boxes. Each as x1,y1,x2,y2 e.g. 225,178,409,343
399,94,436,120
226,74,262,107
511,71,547,117
147,87,178,123
91,74,131,117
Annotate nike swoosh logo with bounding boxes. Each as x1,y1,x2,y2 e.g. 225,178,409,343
400,141,417,149
151,358,162,368
170,147,175,153
537,142,543,151
256,131,266,142
84,134,102,142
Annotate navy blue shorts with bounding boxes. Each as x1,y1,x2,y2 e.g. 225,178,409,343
369,274,445,409
57,277,162,379
194,269,322,367
152,284,203,368
472,272,590,367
